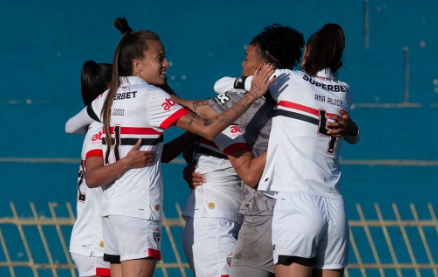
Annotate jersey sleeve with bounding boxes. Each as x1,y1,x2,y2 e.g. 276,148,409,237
65,107,95,134
213,76,247,94
206,93,246,127
212,125,250,155
83,123,104,166
228,69,288,102
145,88,190,130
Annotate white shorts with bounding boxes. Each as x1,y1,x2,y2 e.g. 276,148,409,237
71,253,110,277
182,217,240,277
272,192,349,270
102,215,162,262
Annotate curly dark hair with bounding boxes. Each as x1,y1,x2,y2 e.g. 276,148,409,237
250,24,304,69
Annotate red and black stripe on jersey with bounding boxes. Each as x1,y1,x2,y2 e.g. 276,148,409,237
274,101,338,155
101,126,163,164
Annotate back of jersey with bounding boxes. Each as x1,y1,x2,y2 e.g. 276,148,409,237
259,69,353,198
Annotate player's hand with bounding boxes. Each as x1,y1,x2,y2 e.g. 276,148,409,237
183,164,206,189
124,139,157,168
326,110,358,137
249,64,276,99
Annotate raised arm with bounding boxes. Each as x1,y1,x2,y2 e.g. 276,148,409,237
161,83,218,120
174,64,275,140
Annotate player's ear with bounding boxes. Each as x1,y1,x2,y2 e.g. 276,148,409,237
132,59,143,75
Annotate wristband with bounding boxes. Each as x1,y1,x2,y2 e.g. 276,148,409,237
234,76,248,90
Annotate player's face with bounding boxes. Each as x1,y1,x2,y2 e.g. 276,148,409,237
241,44,265,76
135,40,169,86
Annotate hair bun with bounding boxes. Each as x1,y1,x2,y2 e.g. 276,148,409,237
114,17,133,35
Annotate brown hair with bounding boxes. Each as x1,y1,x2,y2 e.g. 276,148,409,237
102,17,160,145
301,24,345,76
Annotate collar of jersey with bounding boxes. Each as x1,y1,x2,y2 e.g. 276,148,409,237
316,68,335,79
119,76,149,87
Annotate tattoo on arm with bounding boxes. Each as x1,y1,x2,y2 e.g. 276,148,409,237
187,113,196,126
236,158,251,170
192,100,208,112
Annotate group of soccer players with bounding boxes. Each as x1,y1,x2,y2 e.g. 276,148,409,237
66,16,359,277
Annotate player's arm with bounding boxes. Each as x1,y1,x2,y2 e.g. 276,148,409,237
85,139,156,188
160,83,218,120
183,164,206,189
180,144,207,189
65,107,98,134
161,131,193,163
174,64,275,140
227,150,267,188
326,110,360,144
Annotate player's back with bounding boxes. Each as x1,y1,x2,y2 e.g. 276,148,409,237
259,69,353,198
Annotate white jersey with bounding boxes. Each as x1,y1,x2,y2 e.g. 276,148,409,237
69,122,106,257
89,76,189,220
182,125,249,224
259,68,353,198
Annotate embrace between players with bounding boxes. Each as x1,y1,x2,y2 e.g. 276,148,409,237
66,17,360,277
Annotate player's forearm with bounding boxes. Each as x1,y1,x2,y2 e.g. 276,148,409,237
176,91,259,140
171,96,217,120
230,151,267,188
65,107,95,134
175,65,274,140
161,131,193,163
85,158,130,188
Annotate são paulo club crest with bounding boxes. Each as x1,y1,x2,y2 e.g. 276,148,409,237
226,252,233,266
153,227,161,244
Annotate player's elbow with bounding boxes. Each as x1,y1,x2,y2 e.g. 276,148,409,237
240,174,259,188
65,120,75,133
65,119,85,134
199,126,219,141
84,173,100,188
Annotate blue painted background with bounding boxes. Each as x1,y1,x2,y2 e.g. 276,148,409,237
0,0,437,276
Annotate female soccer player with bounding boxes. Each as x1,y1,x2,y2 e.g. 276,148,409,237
256,24,357,277
70,61,156,277
210,23,359,277
65,17,274,277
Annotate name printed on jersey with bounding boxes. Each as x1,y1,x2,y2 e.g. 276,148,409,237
114,91,137,100
303,75,347,93
314,94,343,108
112,109,125,116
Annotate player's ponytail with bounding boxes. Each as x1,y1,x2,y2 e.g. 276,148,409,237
301,23,345,77
102,17,161,146
81,61,112,106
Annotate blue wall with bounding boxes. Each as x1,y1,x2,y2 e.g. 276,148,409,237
0,1,437,275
